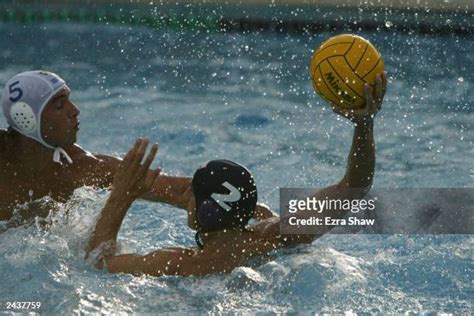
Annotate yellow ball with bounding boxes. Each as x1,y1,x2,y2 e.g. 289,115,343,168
310,34,384,109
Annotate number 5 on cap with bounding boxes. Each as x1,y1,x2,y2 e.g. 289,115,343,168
211,182,241,212
9,81,23,102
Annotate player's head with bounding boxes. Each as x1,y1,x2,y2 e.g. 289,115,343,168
2,70,79,164
191,159,258,234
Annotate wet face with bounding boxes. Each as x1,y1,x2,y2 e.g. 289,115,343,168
41,87,80,147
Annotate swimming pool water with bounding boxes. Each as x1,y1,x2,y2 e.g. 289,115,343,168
0,20,472,313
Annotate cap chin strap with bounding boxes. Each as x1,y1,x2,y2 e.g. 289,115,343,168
39,136,73,166
53,147,73,165
195,232,204,249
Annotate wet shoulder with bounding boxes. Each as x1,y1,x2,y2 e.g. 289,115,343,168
67,144,116,187
67,144,101,166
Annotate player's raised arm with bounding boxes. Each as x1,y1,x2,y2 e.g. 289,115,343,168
320,73,386,219
328,72,386,194
85,139,160,259
276,72,387,244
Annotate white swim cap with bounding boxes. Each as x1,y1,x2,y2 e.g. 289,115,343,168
2,70,73,165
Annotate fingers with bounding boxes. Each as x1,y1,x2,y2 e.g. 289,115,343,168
374,74,383,112
113,139,160,198
133,138,149,167
142,143,158,171
331,75,386,124
331,104,344,116
375,74,383,102
124,138,160,174
364,84,375,113
123,138,141,163
138,143,158,177
372,74,383,113
364,83,372,104
381,71,388,97
376,72,388,97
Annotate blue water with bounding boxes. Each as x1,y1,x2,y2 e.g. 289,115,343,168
0,20,472,314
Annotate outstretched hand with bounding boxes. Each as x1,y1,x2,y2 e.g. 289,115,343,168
332,72,387,124
112,138,161,200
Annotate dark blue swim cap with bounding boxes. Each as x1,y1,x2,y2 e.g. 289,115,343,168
192,159,257,233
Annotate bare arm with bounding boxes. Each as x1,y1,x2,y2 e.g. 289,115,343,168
101,238,278,277
79,143,192,209
101,248,189,277
273,73,387,246
141,175,192,209
318,73,386,197
95,154,192,209
86,139,160,259
308,116,375,207
85,192,133,257
101,248,232,277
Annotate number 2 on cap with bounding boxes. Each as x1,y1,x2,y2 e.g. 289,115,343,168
9,81,23,102
211,182,241,212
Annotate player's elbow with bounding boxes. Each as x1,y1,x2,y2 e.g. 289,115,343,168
338,177,373,199
358,181,373,197
282,233,316,248
296,234,316,245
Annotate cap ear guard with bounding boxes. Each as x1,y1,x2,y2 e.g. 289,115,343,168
196,198,226,233
196,197,256,233
10,102,36,133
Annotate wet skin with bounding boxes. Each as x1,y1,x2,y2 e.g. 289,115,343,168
0,87,191,222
